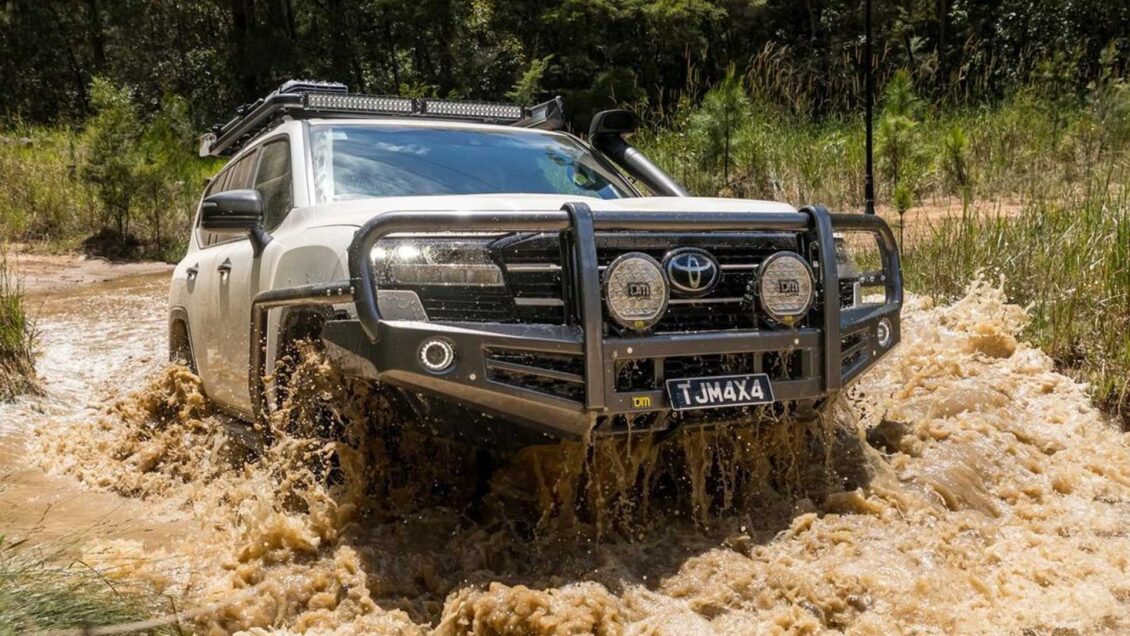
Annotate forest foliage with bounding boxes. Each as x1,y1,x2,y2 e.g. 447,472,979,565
1,0,1127,128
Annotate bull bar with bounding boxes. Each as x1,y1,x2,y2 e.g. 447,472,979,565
250,203,902,440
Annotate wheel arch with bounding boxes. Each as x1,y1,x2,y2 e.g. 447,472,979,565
168,306,197,372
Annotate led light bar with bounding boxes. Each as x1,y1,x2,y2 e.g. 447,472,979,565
201,79,563,157
305,92,414,114
421,99,525,122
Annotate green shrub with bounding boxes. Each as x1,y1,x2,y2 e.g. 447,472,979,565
687,66,751,187
0,129,93,245
79,78,144,241
939,123,971,198
1,80,219,262
0,250,37,401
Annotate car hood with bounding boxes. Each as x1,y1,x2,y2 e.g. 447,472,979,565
301,193,798,229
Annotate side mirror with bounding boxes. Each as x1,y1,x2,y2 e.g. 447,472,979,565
201,189,263,235
589,109,638,138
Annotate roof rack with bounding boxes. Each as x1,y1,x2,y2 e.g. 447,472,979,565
199,80,565,157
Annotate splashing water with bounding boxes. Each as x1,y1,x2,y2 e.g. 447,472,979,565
17,278,1130,634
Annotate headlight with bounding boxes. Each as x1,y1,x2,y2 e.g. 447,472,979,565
604,252,668,331
371,237,504,287
757,251,815,325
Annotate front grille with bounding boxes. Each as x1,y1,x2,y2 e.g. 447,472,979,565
595,232,799,333
484,348,585,403
495,233,567,324
494,231,809,332
386,231,817,334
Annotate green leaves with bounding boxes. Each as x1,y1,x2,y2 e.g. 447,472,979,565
876,70,925,213
80,78,143,239
506,55,554,104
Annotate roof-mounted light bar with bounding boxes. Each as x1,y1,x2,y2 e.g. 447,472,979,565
305,92,414,114
200,80,566,158
421,98,525,121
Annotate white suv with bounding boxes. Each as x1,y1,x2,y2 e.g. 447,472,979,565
169,81,902,448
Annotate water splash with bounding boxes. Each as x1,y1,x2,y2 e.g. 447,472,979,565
27,279,1130,634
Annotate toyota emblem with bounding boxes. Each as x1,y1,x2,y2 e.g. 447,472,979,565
663,248,721,297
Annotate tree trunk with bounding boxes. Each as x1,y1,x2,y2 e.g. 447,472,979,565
229,0,258,101
86,0,106,71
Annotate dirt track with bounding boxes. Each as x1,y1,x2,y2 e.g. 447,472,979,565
10,250,173,297
2,269,1129,634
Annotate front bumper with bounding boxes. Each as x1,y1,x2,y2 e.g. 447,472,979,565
252,203,902,441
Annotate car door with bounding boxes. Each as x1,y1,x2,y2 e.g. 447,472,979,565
206,136,294,413
195,147,260,410
180,168,231,390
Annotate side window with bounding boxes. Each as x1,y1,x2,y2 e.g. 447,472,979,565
204,170,227,198
254,139,293,230
196,169,228,247
196,150,257,247
227,150,259,191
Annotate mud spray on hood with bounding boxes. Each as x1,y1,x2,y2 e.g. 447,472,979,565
32,280,1130,635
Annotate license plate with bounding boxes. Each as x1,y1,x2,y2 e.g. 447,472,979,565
665,373,775,411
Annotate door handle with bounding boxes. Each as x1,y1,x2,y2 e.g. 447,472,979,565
217,258,232,275
186,263,199,279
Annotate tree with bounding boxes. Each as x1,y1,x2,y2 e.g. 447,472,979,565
688,66,751,188
877,70,925,244
79,78,142,240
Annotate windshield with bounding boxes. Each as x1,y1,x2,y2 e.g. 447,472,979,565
309,124,634,203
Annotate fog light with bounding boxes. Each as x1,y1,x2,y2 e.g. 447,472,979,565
604,252,668,331
876,318,893,348
757,252,815,325
419,338,456,373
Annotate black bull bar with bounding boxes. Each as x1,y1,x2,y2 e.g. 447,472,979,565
250,203,902,440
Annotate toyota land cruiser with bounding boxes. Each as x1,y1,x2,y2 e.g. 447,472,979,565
169,80,902,448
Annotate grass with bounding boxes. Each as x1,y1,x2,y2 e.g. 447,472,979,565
903,186,1130,424
0,537,169,634
637,73,1130,423
0,250,37,401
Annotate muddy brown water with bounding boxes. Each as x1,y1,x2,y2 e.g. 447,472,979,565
1,274,1128,635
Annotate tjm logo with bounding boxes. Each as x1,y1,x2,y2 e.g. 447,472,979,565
777,279,800,295
626,282,652,298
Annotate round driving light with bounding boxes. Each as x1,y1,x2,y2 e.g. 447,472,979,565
876,317,893,348
603,252,668,331
419,338,455,373
757,252,815,325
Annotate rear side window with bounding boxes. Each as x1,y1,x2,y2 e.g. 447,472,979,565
254,139,293,229
196,149,258,247
203,170,228,198
227,150,259,190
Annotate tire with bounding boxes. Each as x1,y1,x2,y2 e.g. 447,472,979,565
169,318,197,373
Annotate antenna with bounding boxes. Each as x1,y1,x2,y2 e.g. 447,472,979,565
864,0,875,215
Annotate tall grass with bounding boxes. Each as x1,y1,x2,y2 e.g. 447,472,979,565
904,184,1130,423
0,131,94,249
0,250,37,401
0,537,170,633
